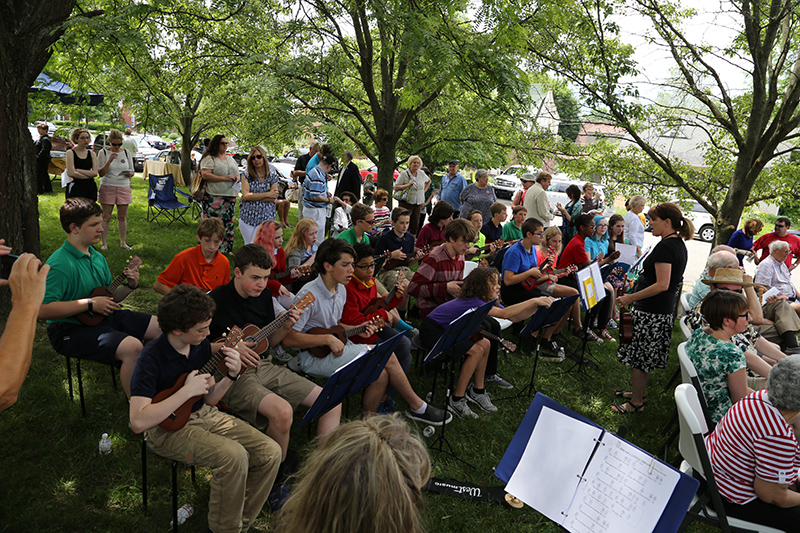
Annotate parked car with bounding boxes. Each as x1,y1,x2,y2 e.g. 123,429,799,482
492,165,538,199
271,162,296,199
359,165,400,183
141,134,167,150
92,132,109,151
644,200,717,242
547,177,612,220
133,140,160,172
276,148,308,166
28,125,70,154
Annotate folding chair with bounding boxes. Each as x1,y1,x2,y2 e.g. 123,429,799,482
674,384,782,533
141,438,196,532
679,315,693,341
679,291,692,317
148,174,190,227
62,354,118,416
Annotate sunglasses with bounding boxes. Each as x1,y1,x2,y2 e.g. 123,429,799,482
775,224,786,228
111,142,123,147
251,154,263,160
220,141,229,145
360,219,375,225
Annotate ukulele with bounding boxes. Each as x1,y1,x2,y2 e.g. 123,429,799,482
364,272,406,315
306,316,386,358
383,245,429,271
618,307,633,343
272,264,313,281
75,255,142,326
152,326,245,431
465,239,518,261
214,292,316,359
529,264,578,288
471,328,517,352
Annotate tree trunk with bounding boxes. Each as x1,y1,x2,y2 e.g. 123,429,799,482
376,148,397,208
0,1,77,318
179,116,194,186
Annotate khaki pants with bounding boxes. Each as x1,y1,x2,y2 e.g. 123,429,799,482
763,300,800,336
145,404,281,533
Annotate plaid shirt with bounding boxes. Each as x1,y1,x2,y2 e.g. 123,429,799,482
408,244,464,318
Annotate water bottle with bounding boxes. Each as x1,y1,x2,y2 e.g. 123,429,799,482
170,504,194,526
423,426,435,438
98,433,112,454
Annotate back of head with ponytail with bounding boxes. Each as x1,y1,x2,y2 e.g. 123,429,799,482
649,202,694,240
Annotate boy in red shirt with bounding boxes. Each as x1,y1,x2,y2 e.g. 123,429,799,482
154,218,230,294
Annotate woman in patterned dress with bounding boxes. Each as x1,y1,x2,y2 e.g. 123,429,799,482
613,202,694,413
199,134,240,254
686,289,753,423
239,145,279,244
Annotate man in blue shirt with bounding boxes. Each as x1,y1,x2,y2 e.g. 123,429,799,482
303,154,337,238
439,160,467,215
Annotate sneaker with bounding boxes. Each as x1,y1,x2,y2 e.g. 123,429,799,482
597,329,617,342
406,327,420,343
271,345,293,363
607,318,619,329
574,328,602,343
484,373,513,389
377,396,396,414
406,404,453,426
553,332,572,348
466,384,498,413
447,396,478,420
539,340,565,362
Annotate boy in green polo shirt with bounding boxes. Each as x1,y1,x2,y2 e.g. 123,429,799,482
39,198,161,397
336,203,374,245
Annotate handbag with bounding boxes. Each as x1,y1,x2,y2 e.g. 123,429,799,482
190,169,206,200
393,170,413,203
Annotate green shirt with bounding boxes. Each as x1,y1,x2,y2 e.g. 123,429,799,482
686,328,747,423
337,227,369,246
44,240,113,325
502,222,523,241
471,232,487,262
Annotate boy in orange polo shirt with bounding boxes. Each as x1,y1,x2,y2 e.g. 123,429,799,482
153,218,230,294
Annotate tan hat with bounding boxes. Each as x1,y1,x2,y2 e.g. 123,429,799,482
701,267,754,287
520,173,536,182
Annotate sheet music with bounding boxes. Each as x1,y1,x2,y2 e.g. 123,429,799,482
576,263,606,309
615,243,638,267
504,407,604,524
563,432,680,533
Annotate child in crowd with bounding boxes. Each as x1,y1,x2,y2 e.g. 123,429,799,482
584,216,619,340
464,209,499,262
208,244,341,464
416,200,455,248
154,218,230,295
370,189,392,235
502,205,526,242
129,284,281,533
282,238,451,425
420,267,554,419
337,202,373,246
330,191,357,238
40,198,161,397
374,207,425,312
284,218,319,294
480,202,507,243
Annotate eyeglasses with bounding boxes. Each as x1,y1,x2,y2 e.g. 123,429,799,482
111,142,122,147
360,219,375,225
532,231,544,236
596,224,608,228
78,136,90,140
220,141,229,145
738,312,750,319
355,263,375,270
251,154,263,160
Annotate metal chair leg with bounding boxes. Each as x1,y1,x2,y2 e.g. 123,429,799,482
65,357,74,400
110,366,117,390
172,460,179,533
76,359,86,415
142,438,148,513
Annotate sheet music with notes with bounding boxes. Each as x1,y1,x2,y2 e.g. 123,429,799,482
504,406,679,533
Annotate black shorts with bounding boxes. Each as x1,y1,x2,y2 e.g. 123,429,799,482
47,310,152,366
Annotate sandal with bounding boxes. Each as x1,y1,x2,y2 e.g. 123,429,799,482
613,391,647,402
610,402,645,414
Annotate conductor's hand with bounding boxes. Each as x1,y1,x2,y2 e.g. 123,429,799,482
183,370,212,397
236,341,262,368
221,346,242,376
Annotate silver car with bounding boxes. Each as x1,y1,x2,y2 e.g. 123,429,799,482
492,165,537,199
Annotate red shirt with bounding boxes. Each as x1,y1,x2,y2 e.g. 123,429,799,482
752,232,800,268
408,244,464,318
157,245,230,292
343,276,402,344
558,234,588,269
417,223,445,248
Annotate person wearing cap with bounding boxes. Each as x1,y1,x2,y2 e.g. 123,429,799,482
685,267,789,390
755,240,800,322
523,171,553,228
458,169,497,225
512,173,535,207
439,160,467,215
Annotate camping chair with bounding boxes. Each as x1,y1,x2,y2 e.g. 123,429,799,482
148,174,190,227
674,384,782,533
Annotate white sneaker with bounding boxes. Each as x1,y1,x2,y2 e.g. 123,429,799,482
271,345,293,363
448,396,478,419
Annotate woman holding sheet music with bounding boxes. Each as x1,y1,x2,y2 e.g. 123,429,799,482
613,203,693,414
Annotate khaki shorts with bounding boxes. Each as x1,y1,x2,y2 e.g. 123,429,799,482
221,362,315,430
376,266,413,291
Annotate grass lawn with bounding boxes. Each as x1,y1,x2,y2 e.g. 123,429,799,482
0,177,713,532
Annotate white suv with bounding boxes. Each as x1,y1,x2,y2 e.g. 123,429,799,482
493,165,537,199
547,178,612,220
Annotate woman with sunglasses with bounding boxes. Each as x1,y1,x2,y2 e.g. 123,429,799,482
64,128,98,201
198,134,240,253
239,146,279,245
97,129,135,249
686,289,754,423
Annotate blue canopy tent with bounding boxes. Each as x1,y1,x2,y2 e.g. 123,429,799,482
30,73,104,106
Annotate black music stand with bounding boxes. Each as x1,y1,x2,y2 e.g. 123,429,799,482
299,332,406,426
503,294,579,400
558,263,606,378
422,300,495,466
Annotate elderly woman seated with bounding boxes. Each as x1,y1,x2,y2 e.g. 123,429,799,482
754,240,800,352
687,290,754,423
687,248,739,309
705,356,800,531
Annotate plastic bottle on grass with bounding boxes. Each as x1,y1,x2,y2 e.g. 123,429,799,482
171,504,193,526
98,433,112,454
423,426,435,438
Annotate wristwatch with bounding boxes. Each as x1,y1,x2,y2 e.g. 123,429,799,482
226,372,239,382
